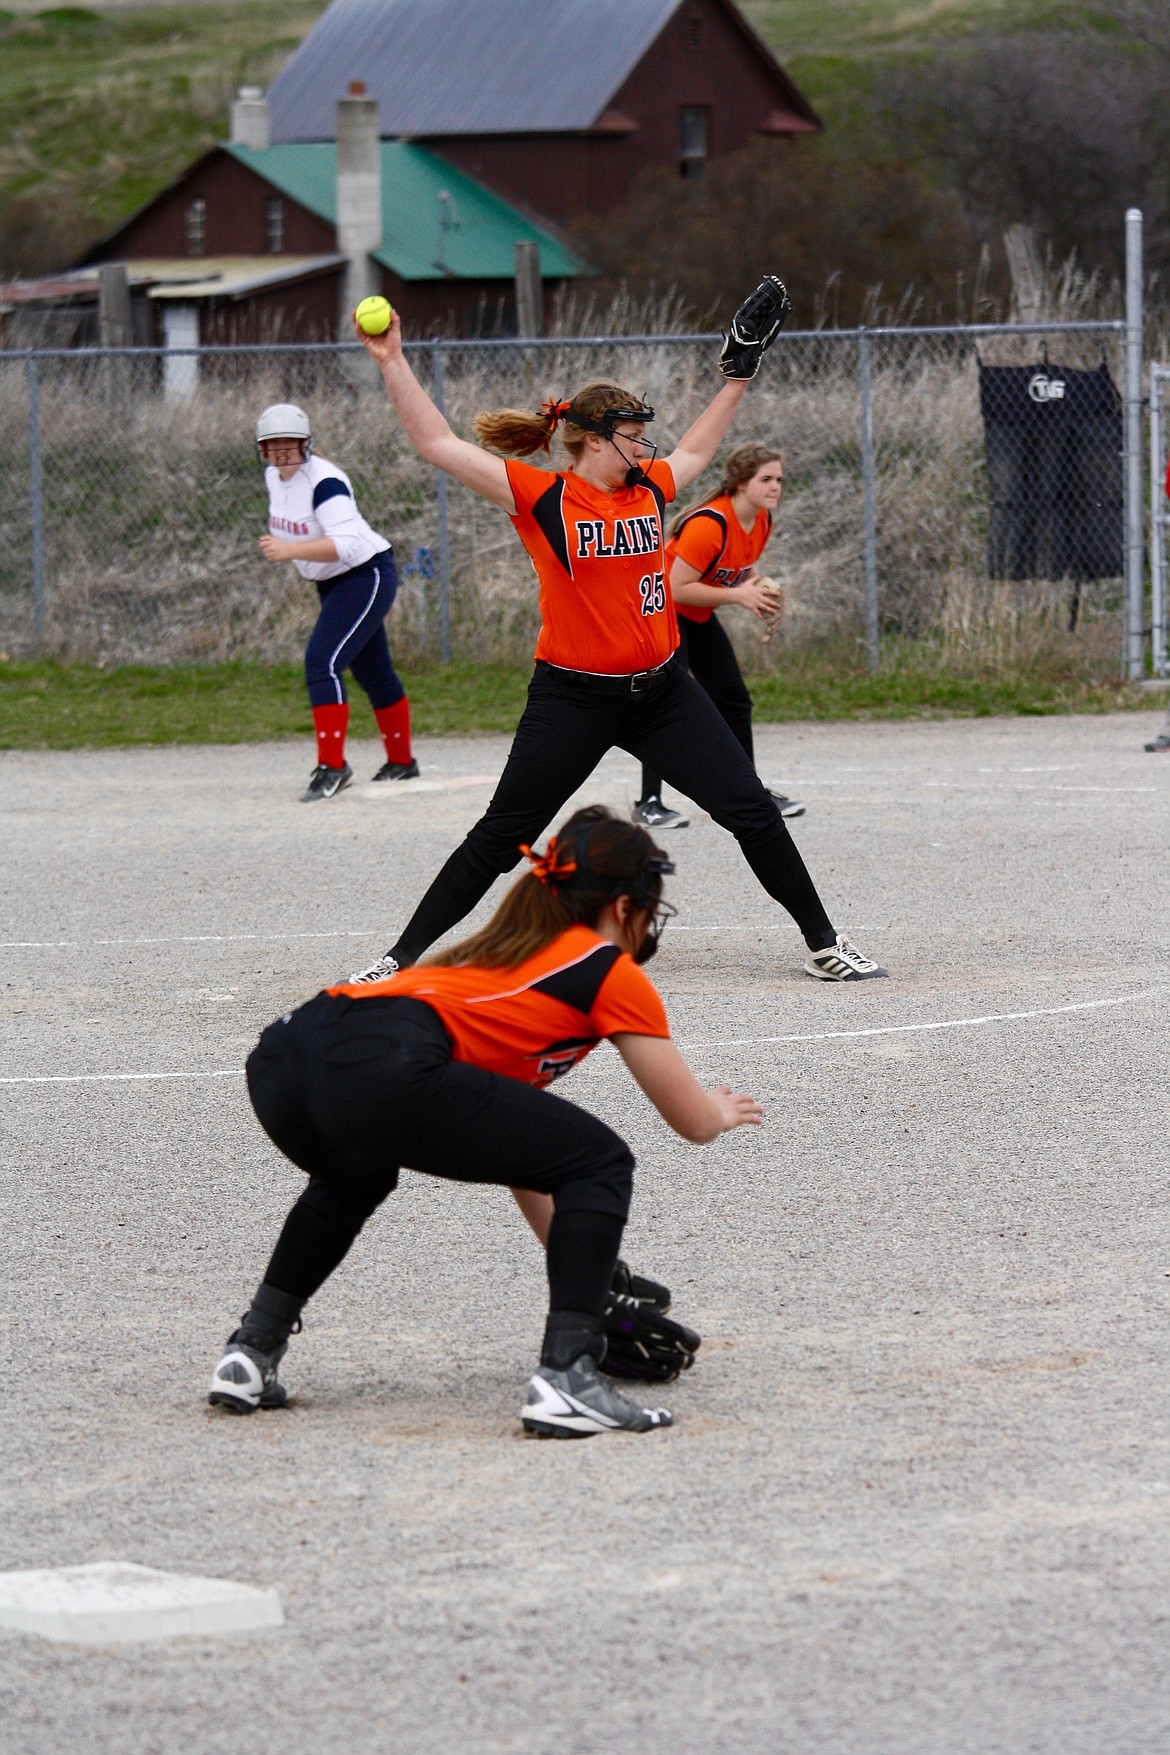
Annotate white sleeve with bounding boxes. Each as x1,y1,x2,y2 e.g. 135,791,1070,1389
312,480,371,569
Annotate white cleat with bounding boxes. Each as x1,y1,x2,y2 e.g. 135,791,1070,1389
346,953,399,985
521,1357,672,1438
804,933,888,982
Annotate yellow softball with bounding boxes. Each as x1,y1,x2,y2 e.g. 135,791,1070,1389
355,296,393,335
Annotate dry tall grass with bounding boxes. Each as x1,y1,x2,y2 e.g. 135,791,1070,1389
0,313,1130,680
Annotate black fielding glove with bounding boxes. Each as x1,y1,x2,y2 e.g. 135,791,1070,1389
600,1291,701,1384
610,1256,671,1312
718,274,793,380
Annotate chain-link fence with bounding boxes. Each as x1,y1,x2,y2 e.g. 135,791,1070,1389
0,319,1132,672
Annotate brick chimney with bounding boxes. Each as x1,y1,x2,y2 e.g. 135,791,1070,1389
336,81,382,326
230,86,270,152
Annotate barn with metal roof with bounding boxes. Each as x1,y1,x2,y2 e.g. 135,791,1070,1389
265,0,820,222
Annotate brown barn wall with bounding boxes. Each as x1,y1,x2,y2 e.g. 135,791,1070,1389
426,0,816,222
90,153,336,261
195,271,343,344
377,268,573,337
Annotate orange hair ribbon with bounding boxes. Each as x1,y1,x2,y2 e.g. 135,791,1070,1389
539,398,573,431
519,836,578,887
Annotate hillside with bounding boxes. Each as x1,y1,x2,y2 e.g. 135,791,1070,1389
0,0,1084,268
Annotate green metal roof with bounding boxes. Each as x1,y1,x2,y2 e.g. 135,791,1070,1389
225,141,588,282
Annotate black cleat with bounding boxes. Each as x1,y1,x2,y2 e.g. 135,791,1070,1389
371,758,420,782
208,1329,291,1414
301,762,353,802
632,798,689,830
521,1355,672,1437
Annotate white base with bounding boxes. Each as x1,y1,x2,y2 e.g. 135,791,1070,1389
359,774,496,801
0,1563,284,1645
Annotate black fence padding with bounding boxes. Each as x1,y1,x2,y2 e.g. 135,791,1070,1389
978,360,1123,581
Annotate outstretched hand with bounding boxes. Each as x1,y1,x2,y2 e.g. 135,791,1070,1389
708,1084,764,1132
352,307,403,367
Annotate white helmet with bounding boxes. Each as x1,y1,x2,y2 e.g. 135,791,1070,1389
256,403,311,459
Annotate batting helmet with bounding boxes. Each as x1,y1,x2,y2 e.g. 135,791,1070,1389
256,403,312,460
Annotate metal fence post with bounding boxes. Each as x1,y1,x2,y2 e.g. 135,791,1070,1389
430,342,453,664
858,329,879,673
1150,367,1166,677
27,353,46,655
1124,208,1145,680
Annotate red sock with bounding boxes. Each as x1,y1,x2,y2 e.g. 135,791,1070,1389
374,697,412,765
312,702,349,768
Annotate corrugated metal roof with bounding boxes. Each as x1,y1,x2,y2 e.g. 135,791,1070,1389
135,256,346,299
226,141,587,281
267,0,681,141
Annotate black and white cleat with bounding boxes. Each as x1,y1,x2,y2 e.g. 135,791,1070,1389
208,1330,290,1414
804,934,888,982
346,952,399,985
300,762,353,803
521,1356,672,1438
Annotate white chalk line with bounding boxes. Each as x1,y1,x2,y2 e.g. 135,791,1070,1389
0,1069,244,1086
4,923,890,949
2,987,1163,1085
684,987,1166,1049
1,930,380,949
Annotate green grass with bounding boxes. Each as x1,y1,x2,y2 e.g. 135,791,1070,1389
740,0,1076,60
0,657,1149,751
0,0,323,238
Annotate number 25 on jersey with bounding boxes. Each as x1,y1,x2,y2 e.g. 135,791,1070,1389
639,572,666,617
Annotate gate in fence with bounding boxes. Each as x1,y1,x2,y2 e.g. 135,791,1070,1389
0,319,1134,672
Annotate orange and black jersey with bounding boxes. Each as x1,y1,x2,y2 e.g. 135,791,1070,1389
327,925,670,1088
669,495,773,626
505,457,679,674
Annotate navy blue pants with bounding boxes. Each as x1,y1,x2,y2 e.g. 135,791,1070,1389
304,551,404,710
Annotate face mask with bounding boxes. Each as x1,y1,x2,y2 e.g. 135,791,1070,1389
633,924,661,965
609,431,658,487
631,897,675,964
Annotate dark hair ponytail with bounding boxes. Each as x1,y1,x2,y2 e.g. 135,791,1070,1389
425,806,667,969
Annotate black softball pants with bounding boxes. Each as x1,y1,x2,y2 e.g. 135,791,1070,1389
388,655,834,966
640,615,754,802
244,993,633,1320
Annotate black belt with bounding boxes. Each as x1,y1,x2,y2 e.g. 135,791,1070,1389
537,655,678,696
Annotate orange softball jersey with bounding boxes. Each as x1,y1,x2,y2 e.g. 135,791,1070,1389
505,458,679,673
328,924,669,1088
668,496,773,625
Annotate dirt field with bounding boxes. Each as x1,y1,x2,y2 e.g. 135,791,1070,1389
3,712,1169,1754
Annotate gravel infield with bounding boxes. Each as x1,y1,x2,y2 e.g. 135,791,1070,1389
2,712,1169,1754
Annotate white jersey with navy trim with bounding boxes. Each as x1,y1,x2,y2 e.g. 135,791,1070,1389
265,454,390,583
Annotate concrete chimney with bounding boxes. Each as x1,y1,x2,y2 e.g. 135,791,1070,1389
336,81,382,324
231,86,270,152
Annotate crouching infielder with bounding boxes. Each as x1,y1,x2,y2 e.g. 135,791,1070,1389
209,806,762,1437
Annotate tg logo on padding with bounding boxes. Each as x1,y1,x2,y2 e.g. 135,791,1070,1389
1028,372,1066,403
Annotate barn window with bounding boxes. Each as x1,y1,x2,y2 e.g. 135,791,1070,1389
186,197,206,256
679,107,709,179
684,12,703,47
266,197,284,253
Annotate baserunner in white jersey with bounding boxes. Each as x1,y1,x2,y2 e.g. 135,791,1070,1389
257,402,418,802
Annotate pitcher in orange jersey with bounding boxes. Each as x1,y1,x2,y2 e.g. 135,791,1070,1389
208,807,762,1437
347,301,884,986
